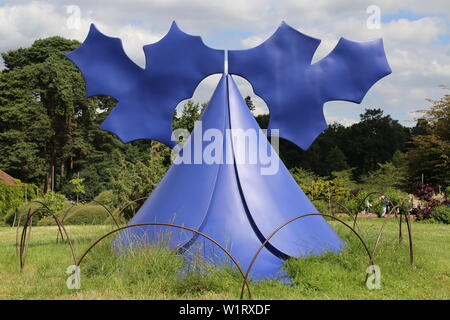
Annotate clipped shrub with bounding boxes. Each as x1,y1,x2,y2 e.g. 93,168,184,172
37,214,59,226
103,208,127,226
63,204,110,225
431,205,450,224
92,190,116,208
3,201,46,226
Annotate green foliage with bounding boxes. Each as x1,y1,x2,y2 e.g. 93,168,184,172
271,109,410,180
93,190,115,208
407,92,450,187
172,100,205,133
0,179,39,218
431,205,450,224
3,201,43,226
342,190,370,215
5,191,68,226
362,159,407,192
323,146,349,174
312,200,329,214
304,178,351,203
62,204,110,225
0,220,449,299
69,177,85,195
108,142,169,219
385,188,410,210
290,168,319,186
245,96,255,112
40,192,68,213
290,168,352,213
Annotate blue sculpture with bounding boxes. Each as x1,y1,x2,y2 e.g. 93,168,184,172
66,22,223,147
66,21,391,280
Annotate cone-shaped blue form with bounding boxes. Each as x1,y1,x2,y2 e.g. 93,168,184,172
116,74,345,280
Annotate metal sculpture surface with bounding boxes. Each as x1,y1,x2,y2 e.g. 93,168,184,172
66,21,391,280
66,22,223,147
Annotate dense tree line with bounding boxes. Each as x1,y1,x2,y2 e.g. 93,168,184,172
255,108,411,179
0,37,153,199
0,36,448,203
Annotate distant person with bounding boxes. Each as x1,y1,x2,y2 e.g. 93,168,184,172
406,194,414,215
381,196,388,217
365,199,372,215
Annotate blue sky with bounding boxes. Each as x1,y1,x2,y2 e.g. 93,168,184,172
0,0,449,127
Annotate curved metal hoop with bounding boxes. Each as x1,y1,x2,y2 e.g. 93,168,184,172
18,202,77,271
60,198,121,229
354,192,396,229
239,213,374,299
367,198,414,266
15,195,414,298
15,201,66,251
113,197,148,220
75,222,253,299
371,204,401,259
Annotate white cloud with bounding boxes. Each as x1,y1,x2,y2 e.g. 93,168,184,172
382,17,446,44
324,108,358,127
241,35,265,48
0,1,162,68
0,0,448,127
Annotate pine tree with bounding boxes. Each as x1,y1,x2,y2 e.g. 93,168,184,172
245,96,255,112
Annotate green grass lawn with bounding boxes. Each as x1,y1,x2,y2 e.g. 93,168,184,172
0,218,448,300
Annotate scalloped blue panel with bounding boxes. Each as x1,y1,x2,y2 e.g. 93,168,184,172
66,22,224,147
228,22,391,150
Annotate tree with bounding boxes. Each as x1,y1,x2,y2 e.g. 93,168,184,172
0,37,152,198
362,161,406,192
172,100,205,133
0,37,105,192
361,149,408,192
245,96,255,112
69,176,85,203
323,146,349,176
406,92,450,188
108,141,169,218
341,109,411,179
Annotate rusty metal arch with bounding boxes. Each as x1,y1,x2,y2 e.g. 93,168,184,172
75,222,253,299
113,197,148,220
396,208,414,265
316,197,363,232
239,213,374,299
367,197,414,266
354,191,397,229
371,204,401,259
60,198,120,229
18,202,77,271
15,200,67,252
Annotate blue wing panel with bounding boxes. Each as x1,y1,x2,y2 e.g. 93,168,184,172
228,22,391,150
65,24,144,100
310,37,391,103
66,22,224,147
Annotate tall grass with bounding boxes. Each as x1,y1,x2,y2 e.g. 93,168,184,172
0,218,448,300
